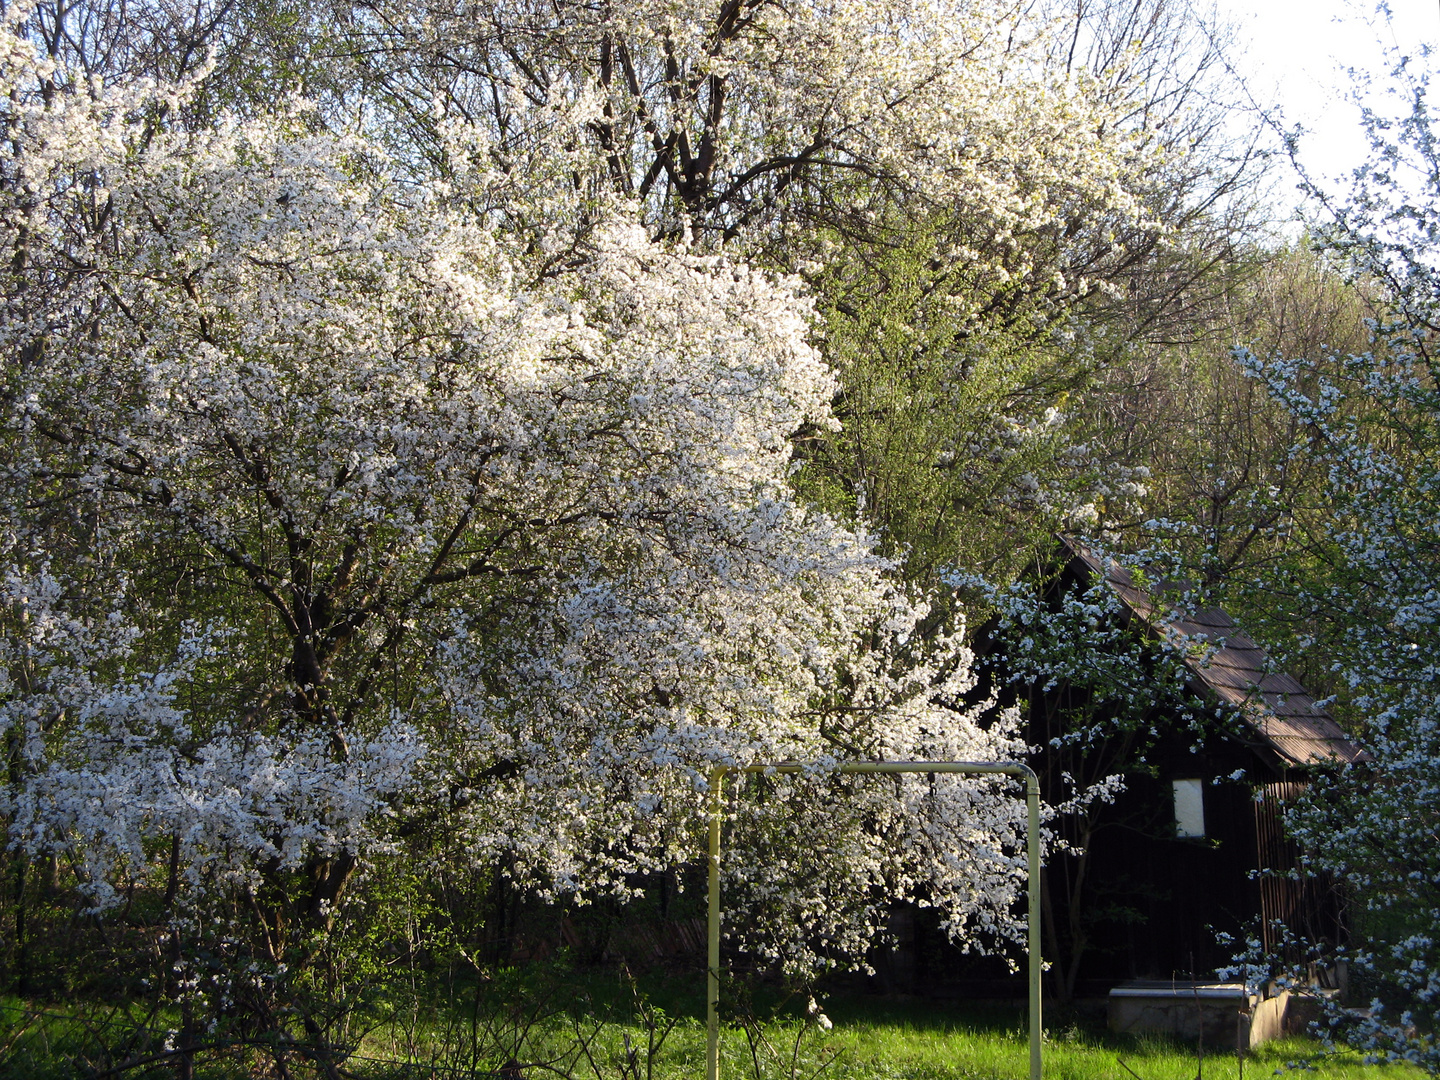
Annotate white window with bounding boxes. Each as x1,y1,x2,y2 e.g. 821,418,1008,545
1173,778,1206,838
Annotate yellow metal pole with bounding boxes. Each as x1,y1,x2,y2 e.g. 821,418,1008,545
706,767,724,1080
1024,767,1042,1080
702,760,1042,1080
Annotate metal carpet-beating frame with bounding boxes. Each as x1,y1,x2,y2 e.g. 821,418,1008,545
704,760,1043,1080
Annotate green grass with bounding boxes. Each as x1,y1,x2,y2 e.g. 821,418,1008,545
0,973,1429,1079
798,998,1423,1080
344,969,1430,1080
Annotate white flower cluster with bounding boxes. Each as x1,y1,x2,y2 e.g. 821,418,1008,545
0,572,424,911
0,3,1028,970
358,0,1162,259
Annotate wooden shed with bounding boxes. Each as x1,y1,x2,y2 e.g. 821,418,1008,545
1030,541,1365,999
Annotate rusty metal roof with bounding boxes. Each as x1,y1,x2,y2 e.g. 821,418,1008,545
1066,542,1366,769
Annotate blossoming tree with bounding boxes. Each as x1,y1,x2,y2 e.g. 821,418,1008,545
0,2,1046,1055
0,0,1261,1069
1221,62,1440,1074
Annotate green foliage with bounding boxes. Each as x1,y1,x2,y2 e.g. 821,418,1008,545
1087,241,1377,695
796,212,1100,587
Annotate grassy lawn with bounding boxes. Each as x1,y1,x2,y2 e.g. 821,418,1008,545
343,969,1428,1080
0,972,1428,1079
788,996,1424,1080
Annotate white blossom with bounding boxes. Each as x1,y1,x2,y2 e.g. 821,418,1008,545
0,6,1030,978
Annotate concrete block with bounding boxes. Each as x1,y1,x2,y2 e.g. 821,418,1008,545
1108,982,1253,1047
1238,990,1289,1050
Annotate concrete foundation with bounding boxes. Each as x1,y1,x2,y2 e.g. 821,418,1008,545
1107,981,1292,1051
